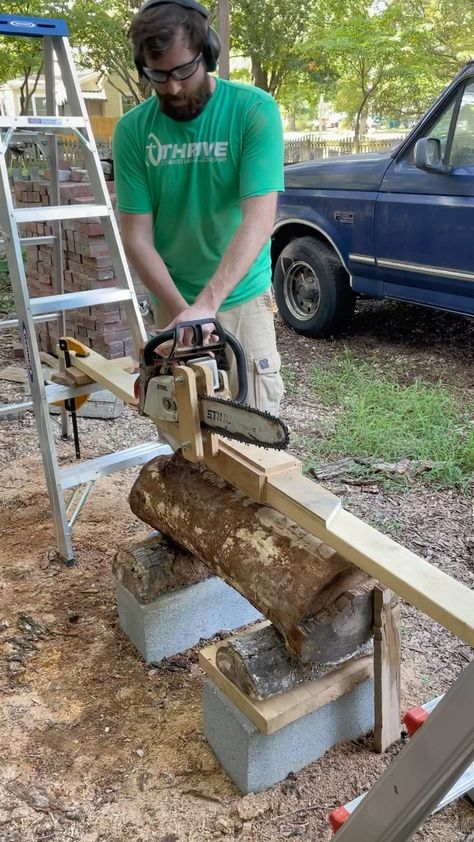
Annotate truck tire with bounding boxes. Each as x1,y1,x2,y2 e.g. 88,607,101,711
273,237,355,337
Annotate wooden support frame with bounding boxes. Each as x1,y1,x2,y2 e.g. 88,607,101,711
373,587,401,752
199,623,373,736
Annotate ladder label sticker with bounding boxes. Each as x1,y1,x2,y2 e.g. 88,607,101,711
21,321,34,384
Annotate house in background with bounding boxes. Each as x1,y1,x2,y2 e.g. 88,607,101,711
0,69,133,142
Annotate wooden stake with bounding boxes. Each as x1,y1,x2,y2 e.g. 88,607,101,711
373,586,401,753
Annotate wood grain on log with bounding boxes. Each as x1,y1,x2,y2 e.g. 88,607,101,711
130,454,375,662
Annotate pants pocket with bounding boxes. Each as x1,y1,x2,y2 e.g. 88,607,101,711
252,351,284,416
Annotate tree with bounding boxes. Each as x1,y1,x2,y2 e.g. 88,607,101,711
229,0,313,96
0,1,72,113
308,2,414,146
306,0,474,142
67,0,144,105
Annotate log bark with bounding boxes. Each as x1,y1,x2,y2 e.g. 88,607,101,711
215,623,374,700
130,453,374,663
112,531,212,604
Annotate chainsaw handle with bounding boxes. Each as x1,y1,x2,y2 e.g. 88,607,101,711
142,319,248,403
224,330,247,404
142,319,226,364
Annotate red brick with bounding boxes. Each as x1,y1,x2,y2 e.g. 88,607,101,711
82,255,113,270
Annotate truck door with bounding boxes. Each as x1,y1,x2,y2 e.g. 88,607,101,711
374,77,474,316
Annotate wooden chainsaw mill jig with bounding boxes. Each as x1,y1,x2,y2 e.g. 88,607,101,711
57,325,474,829
59,327,474,648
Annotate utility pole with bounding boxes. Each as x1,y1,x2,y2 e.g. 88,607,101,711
217,0,229,79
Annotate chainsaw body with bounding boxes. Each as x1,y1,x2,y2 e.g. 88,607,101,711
137,320,289,460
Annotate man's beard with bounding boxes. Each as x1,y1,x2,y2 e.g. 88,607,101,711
158,77,212,122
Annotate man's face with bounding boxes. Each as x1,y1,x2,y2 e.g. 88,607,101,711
144,34,212,122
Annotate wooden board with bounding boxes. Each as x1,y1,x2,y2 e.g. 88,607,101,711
204,439,301,502
266,472,342,527
0,366,28,384
373,587,401,753
39,352,60,370
322,508,474,647
66,348,138,405
51,366,93,387
199,632,373,735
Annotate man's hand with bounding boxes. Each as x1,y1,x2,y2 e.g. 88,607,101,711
163,303,218,346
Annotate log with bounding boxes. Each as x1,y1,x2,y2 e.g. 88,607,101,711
215,623,374,700
130,453,375,663
112,531,212,604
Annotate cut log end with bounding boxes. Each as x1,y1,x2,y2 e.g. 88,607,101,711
215,624,374,700
112,531,212,604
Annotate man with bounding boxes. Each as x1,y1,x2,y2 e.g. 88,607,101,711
113,0,285,414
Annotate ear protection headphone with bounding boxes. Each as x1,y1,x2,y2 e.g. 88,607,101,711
133,0,221,75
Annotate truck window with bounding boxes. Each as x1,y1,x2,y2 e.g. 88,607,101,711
424,100,456,159
449,82,474,166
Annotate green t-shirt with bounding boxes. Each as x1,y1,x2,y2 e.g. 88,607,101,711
112,78,284,310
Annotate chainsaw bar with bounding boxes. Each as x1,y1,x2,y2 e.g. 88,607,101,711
199,394,289,450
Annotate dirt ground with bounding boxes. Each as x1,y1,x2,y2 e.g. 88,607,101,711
0,299,473,842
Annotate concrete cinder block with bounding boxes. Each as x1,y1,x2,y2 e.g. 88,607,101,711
203,675,374,794
115,579,263,663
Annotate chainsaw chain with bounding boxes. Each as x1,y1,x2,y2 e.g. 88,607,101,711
198,394,290,450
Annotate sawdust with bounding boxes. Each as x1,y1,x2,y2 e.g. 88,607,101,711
0,299,474,841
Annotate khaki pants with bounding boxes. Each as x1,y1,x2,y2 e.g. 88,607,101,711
151,289,284,415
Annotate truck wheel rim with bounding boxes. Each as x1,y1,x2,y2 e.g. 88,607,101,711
283,260,320,320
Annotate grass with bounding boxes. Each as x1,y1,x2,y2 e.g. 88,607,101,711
0,258,15,313
306,350,474,490
280,360,296,394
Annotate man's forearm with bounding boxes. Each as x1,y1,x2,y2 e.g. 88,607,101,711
123,240,187,315
195,194,277,312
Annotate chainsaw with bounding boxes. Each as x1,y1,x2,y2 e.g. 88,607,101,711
136,319,289,457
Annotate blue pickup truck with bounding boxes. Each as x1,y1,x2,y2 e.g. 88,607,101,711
272,62,474,336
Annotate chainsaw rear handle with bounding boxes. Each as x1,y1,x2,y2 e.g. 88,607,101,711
142,319,248,404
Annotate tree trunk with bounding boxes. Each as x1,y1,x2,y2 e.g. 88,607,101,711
251,57,269,91
215,622,373,699
129,454,375,663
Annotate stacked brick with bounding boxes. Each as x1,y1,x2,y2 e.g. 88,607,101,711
13,177,149,359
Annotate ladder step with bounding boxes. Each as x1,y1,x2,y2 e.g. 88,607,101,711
1,312,59,330
0,400,33,417
0,236,56,248
30,287,133,315
14,205,109,223
20,235,56,246
0,116,86,130
45,381,106,403
59,442,172,489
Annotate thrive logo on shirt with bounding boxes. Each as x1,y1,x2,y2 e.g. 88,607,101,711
146,133,229,166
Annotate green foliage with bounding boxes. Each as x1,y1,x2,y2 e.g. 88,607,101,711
229,0,315,95
306,351,474,489
67,0,144,104
0,0,472,125
0,1,73,111
303,0,474,139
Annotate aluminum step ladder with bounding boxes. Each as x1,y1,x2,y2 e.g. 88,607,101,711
0,13,170,563
334,659,474,841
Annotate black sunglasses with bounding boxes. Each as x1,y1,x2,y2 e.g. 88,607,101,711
143,53,202,84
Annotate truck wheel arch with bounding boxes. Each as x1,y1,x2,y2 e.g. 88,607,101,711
271,220,351,277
